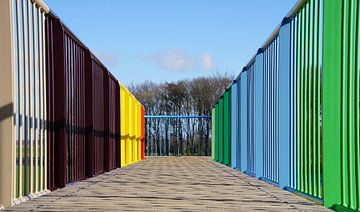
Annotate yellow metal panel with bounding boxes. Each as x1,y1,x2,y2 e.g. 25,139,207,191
137,102,141,139
121,139,126,167
133,138,137,163
125,89,130,136
126,137,132,165
129,95,134,137
136,102,140,139
119,84,126,136
133,101,137,138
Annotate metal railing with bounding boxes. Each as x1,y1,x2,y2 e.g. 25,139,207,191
145,115,211,156
0,0,49,206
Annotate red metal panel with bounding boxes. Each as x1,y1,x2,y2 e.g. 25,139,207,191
46,11,121,188
93,59,105,175
46,13,66,189
115,82,120,168
46,13,87,189
104,72,119,171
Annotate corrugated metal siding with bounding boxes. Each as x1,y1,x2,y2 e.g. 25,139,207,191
46,13,86,189
239,71,248,172
224,90,231,166
212,108,216,161
215,103,219,162
231,83,239,169
323,0,360,210
219,98,224,164
247,64,256,175
263,36,280,184
294,0,323,199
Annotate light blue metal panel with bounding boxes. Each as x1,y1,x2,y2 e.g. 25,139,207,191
247,64,256,175
278,19,292,188
289,17,297,189
240,71,248,172
263,34,280,184
255,51,264,179
231,82,238,169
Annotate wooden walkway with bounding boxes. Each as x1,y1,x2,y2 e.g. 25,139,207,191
6,157,329,211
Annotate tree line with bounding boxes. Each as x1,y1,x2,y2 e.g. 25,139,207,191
129,73,233,156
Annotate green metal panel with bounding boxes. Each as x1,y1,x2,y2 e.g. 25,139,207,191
219,98,224,164
294,0,322,199
224,90,231,166
215,104,219,162
323,0,360,210
212,108,216,160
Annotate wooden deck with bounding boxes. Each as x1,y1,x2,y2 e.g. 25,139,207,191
6,157,329,211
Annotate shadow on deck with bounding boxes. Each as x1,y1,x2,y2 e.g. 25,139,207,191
6,157,329,211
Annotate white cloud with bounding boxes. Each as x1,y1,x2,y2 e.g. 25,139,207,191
140,49,217,72
93,50,120,68
154,49,194,71
199,53,216,70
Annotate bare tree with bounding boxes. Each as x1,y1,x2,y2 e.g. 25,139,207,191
129,73,233,155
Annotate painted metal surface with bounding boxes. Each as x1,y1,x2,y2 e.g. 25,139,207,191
219,97,224,163
0,0,49,206
278,20,292,189
323,0,360,210
247,63,256,175
46,12,86,189
212,108,215,161
0,0,145,208
104,72,120,172
230,83,239,169
293,0,323,199
239,71,248,173
254,52,264,179
223,89,231,166
215,103,219,162
263,35,280,183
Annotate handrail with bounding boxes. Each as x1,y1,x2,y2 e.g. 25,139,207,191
31,0,49,13
145,115,211,119
286,0,308,18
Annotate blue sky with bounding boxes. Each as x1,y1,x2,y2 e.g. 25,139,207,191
45,0,298,86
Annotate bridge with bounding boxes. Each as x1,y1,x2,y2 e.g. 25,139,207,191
0,0,358,211
5,157,328,211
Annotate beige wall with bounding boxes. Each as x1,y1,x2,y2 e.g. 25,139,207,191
0,0,15,208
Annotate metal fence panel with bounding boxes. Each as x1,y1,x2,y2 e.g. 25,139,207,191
263,35,280,183
254,52,264,179
247,63,256,175
240,71,248,172
231,83,239,169
46,12,87,189
323,0,360,210
278,19,292,188
224,89,231,166
212,108,216,161
219,97,224,163
215,103,219,162
294,0,323,199
145,116,212,156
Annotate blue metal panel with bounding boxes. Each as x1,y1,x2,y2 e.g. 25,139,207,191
231,82,239,169
278,20,292,188
247,63,256,175
289,16,297,190
145,115,212,119
240,71,248,172
263,34,280,184
255,52,264,179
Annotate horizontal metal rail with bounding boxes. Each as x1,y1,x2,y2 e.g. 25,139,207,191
145,115,211,119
